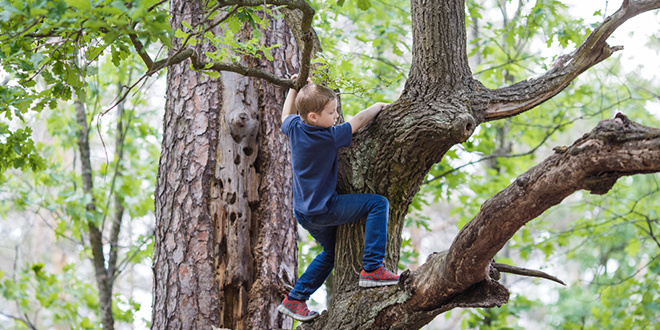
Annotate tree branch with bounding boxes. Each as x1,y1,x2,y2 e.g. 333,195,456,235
333,113,660,330
191,52,295,88
478,0,660,121
492,263,565,286
129,33,154,69
107,87,128,283
185,0,315,88
0,312,37,330
434,113,660,301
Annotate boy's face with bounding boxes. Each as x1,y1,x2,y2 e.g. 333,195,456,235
308,99,338,128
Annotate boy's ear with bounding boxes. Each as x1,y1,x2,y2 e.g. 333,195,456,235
308,112,317,122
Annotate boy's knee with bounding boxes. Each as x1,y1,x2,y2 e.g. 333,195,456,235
376,195,389,209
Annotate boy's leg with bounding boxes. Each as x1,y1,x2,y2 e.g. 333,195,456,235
280,212,338,321
325,194,389,272
287,212,337,301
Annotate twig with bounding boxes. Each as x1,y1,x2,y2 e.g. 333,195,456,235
493,263,566,285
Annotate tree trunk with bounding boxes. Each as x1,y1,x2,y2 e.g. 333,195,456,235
151,1,298,329
75,101,115,330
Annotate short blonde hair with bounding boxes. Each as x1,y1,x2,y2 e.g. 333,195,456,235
295,84,336,121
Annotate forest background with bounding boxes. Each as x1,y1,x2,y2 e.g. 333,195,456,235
0,0,659,329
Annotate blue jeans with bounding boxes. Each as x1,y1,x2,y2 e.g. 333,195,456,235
288,193,389,301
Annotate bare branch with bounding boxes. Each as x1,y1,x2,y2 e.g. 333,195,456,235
0,312,37,330
492,263,566,286
147,48,195,76
478,0,660,121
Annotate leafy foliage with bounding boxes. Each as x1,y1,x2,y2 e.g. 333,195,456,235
0,49,159,328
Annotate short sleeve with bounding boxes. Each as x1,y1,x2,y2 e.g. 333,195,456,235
281,115,299,135
331,122,352,149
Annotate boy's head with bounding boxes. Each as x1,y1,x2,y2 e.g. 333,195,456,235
296,84,338,128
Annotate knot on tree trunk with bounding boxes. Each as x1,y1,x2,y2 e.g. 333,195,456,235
450,112,476,143
228,110,259,144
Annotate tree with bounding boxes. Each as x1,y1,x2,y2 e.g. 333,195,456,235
2,0,660,329
0,57,157,329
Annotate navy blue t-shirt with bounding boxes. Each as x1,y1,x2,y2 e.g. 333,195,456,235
281,115,352,215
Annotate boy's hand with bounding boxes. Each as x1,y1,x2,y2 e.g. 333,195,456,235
282,74,311,123
374,102,389,112
290,74,312,87
349,102,390,134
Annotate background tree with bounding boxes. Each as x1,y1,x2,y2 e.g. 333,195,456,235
1,0,660,329
0,53,159,329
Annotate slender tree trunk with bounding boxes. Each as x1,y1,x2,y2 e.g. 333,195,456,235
75,101,115,330
152,1,298,328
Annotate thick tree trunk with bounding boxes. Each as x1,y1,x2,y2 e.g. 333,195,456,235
334,0,477,293
152,1,298,329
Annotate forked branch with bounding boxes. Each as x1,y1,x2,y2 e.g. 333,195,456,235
322,114,659,330
129,0,315,89
478,0,660,121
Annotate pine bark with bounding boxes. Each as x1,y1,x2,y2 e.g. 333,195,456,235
151,1,298,329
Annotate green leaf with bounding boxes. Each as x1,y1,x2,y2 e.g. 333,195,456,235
624,238,641,257
357,0,371,11
64,0,91,10
174,28,189,39
205,71,220,79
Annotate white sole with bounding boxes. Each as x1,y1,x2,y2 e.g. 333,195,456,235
277,303,319,322
359,279,399,287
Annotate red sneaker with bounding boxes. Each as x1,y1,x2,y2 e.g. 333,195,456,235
359,264,399,287
277,296,319,322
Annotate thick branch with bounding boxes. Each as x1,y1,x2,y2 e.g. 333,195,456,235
432,113,660,302
329,114,660,330
479,0,660,121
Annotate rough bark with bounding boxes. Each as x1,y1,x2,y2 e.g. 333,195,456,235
151,1,222,327
244,15,299,328
151,1,297,329
335,0,478,293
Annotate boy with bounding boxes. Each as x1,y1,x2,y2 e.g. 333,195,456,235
278,75,399,322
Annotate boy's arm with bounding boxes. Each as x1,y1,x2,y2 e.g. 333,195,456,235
348,102,389,134
282,88,297,123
